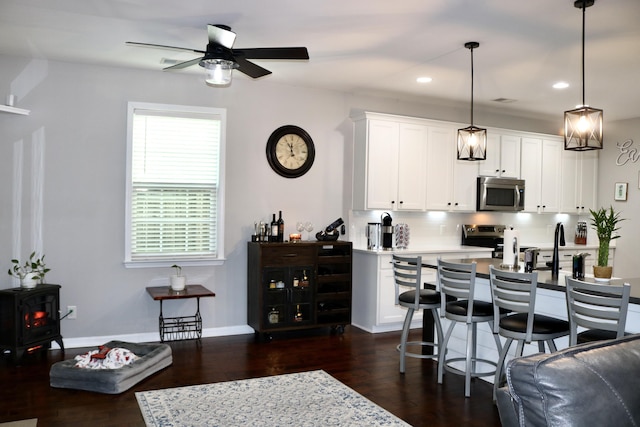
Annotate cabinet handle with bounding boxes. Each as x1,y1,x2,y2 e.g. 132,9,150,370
454,202,459,206
447,202,452,206
399,201,403,204
495,169,500,173
283,254,298,257
391,201,395,205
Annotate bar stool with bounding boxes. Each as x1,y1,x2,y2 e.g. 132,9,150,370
391,254,444,373
489,265,570,400
565,277,631,345
437,259,502,397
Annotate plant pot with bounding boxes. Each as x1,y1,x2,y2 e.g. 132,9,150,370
170,275,186,291
21,272,39,289
593,265,613,281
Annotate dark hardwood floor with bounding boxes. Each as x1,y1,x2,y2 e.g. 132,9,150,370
0,327,501,426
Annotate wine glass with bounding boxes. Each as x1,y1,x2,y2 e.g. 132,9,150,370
304,221,314,240
295,222,305,242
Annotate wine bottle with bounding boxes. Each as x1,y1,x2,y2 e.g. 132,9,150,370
277,211,284,242
270,213,278,242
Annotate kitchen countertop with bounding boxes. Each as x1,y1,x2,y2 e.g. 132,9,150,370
420,257,640,305
352,243,602,254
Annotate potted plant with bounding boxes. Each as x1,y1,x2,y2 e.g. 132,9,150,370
169,264,186,291
589,206,625,280
8,252,49,288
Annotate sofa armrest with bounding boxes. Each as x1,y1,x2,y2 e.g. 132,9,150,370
496,386,519,427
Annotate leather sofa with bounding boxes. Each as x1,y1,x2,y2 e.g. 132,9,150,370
496,333,640,427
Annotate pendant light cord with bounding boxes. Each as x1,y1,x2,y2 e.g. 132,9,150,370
470,45,475,126
581,1,586,107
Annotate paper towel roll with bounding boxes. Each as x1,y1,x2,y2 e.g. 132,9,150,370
503,228,520,267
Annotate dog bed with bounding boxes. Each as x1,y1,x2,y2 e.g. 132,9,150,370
50,340,172,394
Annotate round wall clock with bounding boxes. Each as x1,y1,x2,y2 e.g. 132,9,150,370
266,125,315,178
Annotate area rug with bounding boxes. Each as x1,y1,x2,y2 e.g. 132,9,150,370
0,420,37,427
136,370,410,426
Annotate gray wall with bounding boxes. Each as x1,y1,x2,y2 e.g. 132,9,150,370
3,54,630,345
597,117,640,278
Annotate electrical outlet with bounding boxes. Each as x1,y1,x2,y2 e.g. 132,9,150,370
67,305,77,320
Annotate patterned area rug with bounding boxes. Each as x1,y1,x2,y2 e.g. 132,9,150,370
136,370,410,426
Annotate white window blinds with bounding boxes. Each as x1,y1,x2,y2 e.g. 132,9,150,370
126,103,225,264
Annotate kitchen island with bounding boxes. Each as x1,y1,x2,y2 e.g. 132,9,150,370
420,257,640,304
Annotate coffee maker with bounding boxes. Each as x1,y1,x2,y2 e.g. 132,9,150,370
366,222,381,250
381,212,393,250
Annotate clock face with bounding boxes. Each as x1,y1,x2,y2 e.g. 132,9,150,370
266,125,315,178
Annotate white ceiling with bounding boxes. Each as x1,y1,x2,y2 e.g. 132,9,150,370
1,0,639,121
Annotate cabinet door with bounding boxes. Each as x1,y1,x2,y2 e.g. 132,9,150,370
452,158,478,211
263,266,314,329
520,137,543,212
426,125,456,210
578,150,598,213
560,150,580,213
500,135,521,178
478,133,521,178
366,120,400,209
478,133,501,177
396,123,428,210
540,138,561,213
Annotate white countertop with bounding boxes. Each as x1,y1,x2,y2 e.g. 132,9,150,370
353,242,602,255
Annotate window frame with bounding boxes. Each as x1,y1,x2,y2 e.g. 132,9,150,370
124,102,226,268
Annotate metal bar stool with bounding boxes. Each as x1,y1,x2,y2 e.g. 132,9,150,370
565,277,631,345
392,254,444,373
437,259,502,397
489,265,570,400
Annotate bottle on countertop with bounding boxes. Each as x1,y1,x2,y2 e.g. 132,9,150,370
277,210,284,242
270,213,278,242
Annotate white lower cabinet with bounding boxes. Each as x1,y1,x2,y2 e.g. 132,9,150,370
352,250,489,333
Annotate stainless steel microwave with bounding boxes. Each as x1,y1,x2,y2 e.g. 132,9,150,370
476,176,525,211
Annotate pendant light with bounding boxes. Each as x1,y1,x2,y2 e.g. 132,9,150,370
457,42,487,161
564,0,603,151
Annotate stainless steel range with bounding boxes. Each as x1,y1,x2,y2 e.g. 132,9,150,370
461,224,534,259
461,224,506,258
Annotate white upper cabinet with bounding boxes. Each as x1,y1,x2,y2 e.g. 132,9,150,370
352,112,595,215
520,137,562,213
560,149,598,214
352,113,427,211
425,124,477,211
478,132,521,178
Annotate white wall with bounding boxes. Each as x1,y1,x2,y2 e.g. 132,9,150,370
2,54,608,344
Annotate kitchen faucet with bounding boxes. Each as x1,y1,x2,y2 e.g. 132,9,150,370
551,222,565,279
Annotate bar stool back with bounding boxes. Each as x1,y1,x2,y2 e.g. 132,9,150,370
489,265,570,400
392,254,444,373
565,277,631,345
437,259,502,397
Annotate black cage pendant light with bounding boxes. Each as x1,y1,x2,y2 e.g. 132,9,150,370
564,0,603,151
457,42,487,160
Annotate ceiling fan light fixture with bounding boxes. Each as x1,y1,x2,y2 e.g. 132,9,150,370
457,41,487,161
201,59,238,86
564,0,603,151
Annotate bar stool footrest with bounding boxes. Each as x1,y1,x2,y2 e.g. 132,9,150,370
397,341,440,360
442,356,498,378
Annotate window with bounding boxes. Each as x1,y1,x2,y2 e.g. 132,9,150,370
125,102,226,267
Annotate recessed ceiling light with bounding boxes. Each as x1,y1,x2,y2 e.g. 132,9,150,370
553,82,569,89
416,77,433,84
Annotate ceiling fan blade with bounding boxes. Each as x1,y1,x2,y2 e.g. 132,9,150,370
163,57,203,70
235,57,272,79
234,47,309,60
208,24,236,49
126,41,205,55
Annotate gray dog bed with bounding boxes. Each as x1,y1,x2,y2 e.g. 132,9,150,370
50,340,172,394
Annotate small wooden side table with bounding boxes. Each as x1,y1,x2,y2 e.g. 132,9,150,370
146,285,215,342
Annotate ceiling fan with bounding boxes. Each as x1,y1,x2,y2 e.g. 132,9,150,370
126,24,309,86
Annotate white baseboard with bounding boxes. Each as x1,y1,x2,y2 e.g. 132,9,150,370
50,324,255,350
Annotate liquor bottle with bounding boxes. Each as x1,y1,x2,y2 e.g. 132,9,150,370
270,213,278,242
277,210,284,242
268,307,279,324
294,305,303,322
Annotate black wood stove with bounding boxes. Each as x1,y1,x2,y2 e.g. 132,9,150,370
0,284,64,362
